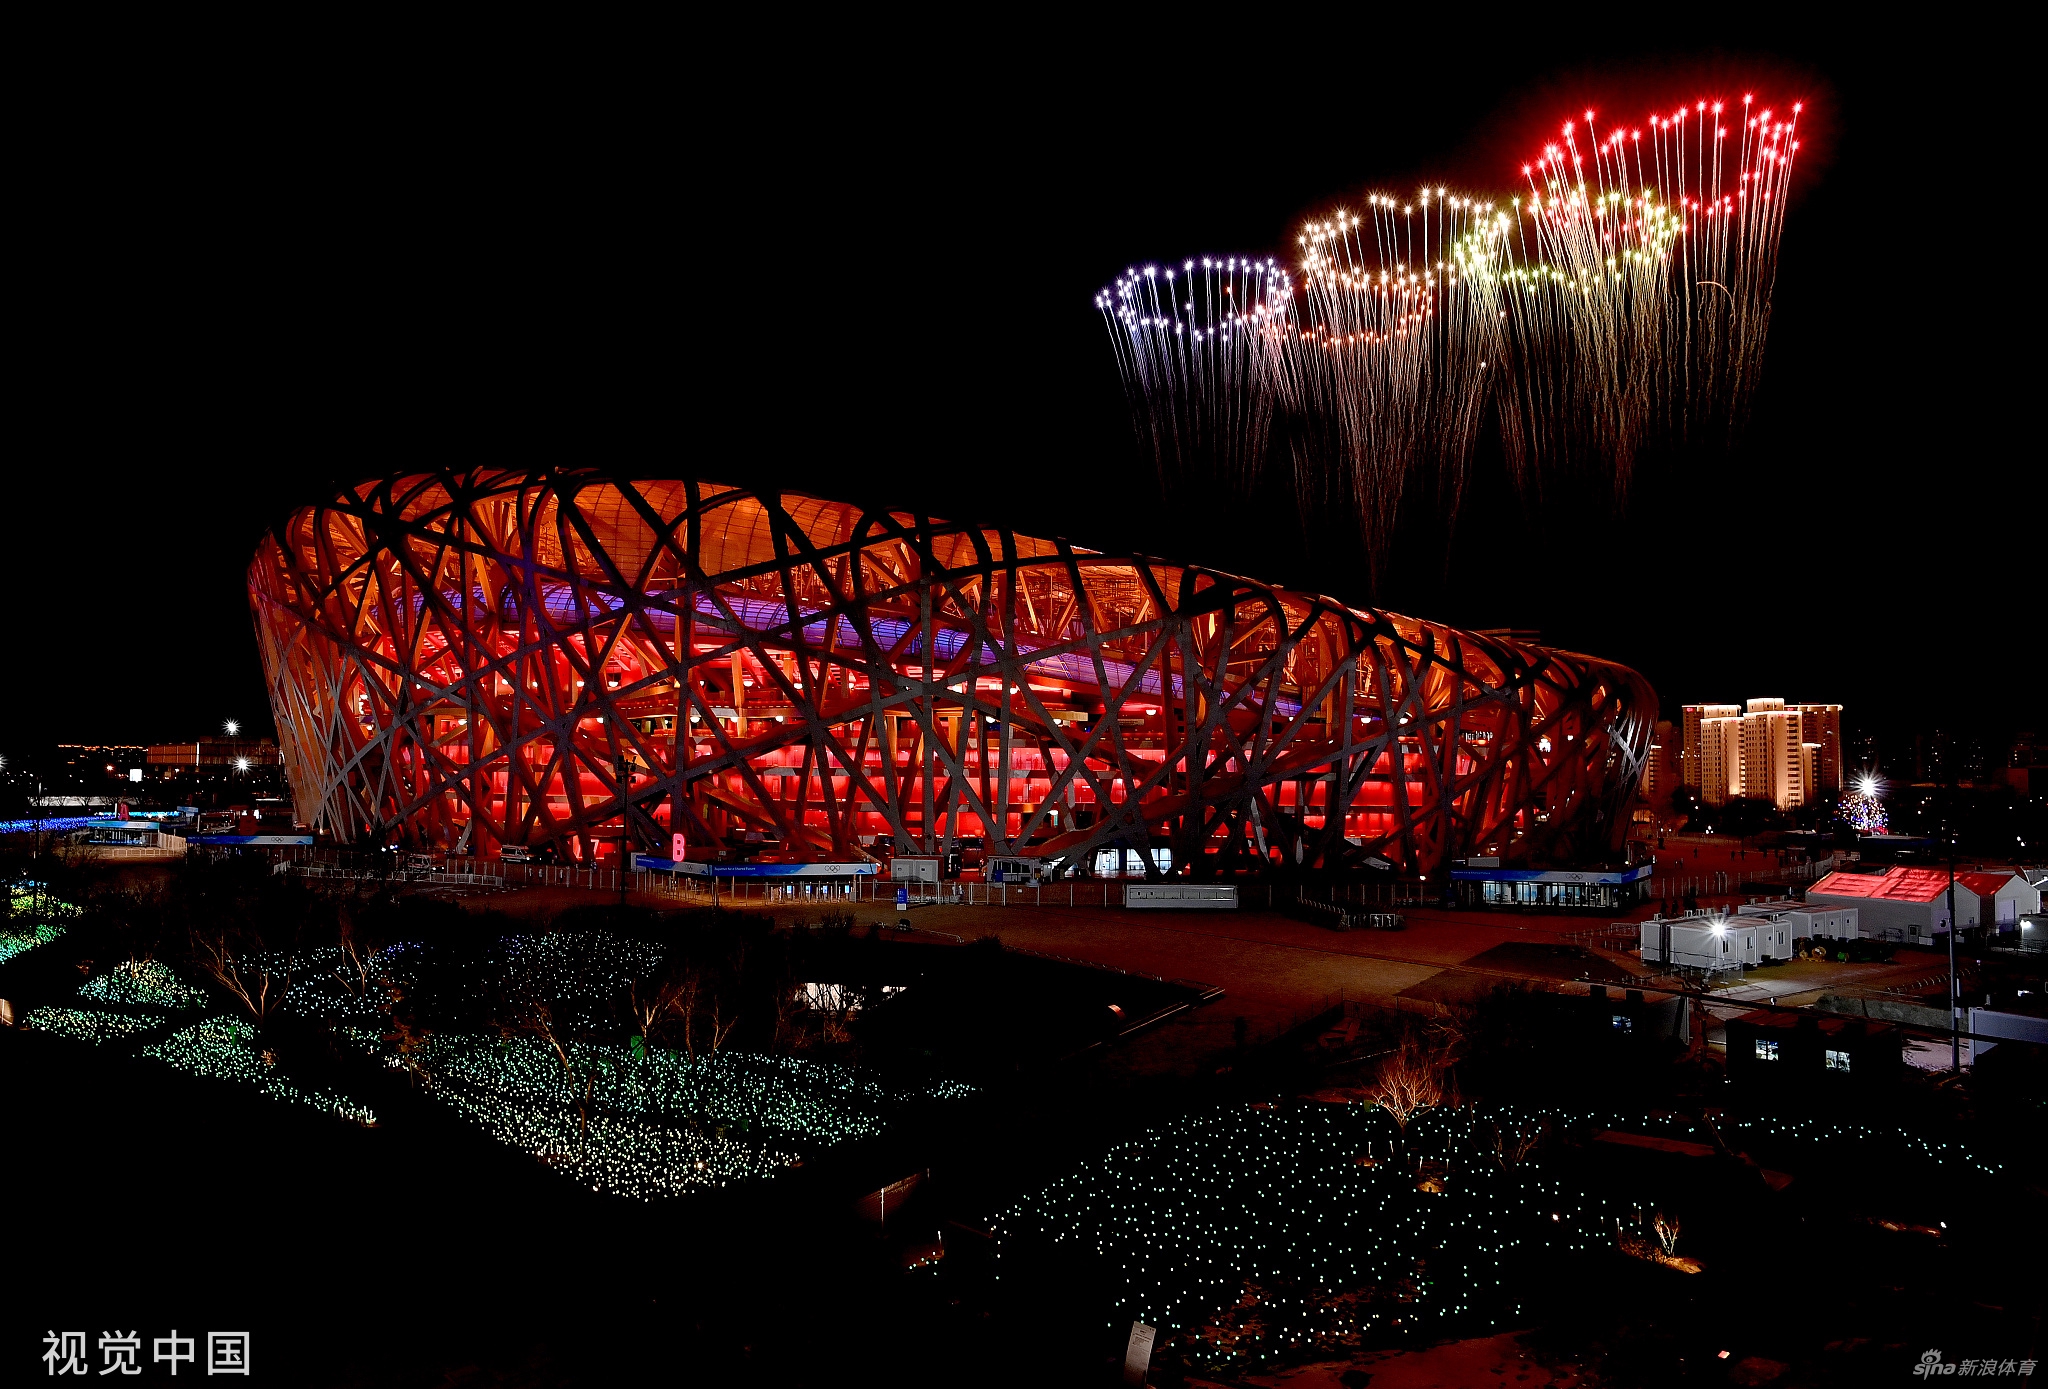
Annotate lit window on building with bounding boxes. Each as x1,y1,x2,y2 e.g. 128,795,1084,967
1755,1039,1780,1062
1825,1048,1851,1072
1611,1014,1631,1032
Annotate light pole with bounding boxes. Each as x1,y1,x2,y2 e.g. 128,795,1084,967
1945,820,1960,1074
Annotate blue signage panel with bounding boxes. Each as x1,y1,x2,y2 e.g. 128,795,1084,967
1448,863,1653,885
634,858,877,879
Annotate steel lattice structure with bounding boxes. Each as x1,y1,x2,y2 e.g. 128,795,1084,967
249,471,1654,875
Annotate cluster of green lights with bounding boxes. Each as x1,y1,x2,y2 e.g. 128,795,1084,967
278,929,975,1197
21,960,211,1047
21,1004,162,1045
143,1016,377,1126
37,928,976,1198
271,944,400,1027
76,959,209,1013
1569,1108,2005,1180
991,1102,1648,1371
0,922,66,967
993,1099,2010,1371
278,931,663,1035
341,1026,970,1200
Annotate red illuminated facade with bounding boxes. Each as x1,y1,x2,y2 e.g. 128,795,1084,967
248,472,1654,874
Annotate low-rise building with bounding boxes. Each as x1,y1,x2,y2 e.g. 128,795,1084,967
1725,1011,1901,1089
1736,899,1862,940
1452,862,1653,910
1957,872,2043,931
1640,914,1793,970
146,737,281,770
1805,866,1968,944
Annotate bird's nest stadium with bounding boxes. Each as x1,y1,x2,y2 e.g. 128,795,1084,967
249,471,1654,879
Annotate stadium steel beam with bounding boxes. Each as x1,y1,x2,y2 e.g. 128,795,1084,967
250,471,1654,876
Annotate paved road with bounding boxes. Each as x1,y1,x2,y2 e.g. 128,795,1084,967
463,879,1974,1074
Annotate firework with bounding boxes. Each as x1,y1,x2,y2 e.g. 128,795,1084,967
1096,90,1806,565
1096,256,1297,498
1289,191,1512,564
1499,96,1803,493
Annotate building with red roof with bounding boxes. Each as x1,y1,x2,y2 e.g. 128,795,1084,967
1956,871,2043,931
1805,866,1969,943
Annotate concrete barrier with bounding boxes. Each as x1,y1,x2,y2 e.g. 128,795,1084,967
1125,883,1238,910
1815,993,1949,1030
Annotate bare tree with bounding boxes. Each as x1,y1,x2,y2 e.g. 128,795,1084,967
1369,1025,1459,1132
334,906,377,998
627,972,691,1046
703,996,740,1054
191,927,291,1029
1653,1211,1681,1257
505,996,575,1077
1484,1114,1547,1169
671,969,703,1060
381,987,434,1086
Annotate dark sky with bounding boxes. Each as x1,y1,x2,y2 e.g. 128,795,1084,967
8,26,2037,766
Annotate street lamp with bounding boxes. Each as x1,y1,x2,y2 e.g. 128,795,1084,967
1944,820,1961,1074
224,719,241,737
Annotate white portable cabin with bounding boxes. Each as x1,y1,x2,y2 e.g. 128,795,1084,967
1640,918,1774,969
986,855,1049,884
1736,900,1861,940
890,856,941,883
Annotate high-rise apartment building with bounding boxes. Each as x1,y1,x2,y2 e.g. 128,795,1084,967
1642,719,1678,805
1699,714,1744,806
1741,705,1807,810
1794,704,1842,793
1681,704,1740,790
1679,698,1844,812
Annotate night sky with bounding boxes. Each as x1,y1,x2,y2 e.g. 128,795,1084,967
8,28,2035,768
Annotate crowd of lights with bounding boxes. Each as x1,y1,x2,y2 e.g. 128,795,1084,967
992,1095,2002,1371
22,1004,163,1045
1101,92,1804,566
1,883,72,965
75,958,210,1013
336,1025,972,1200
1566,1107,2005,1180
263,928,975,1199
992,1101,1643,1370
0,921,66,967
142,1016,377,1126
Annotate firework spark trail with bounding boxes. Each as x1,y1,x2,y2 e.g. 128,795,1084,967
1096,257,1296,498
1290,190,1511,566
1499,96,1803,494
1095,91,1803,569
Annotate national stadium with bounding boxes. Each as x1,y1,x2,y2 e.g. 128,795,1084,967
249,470,1654,881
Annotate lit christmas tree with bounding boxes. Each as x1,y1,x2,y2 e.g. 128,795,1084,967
1841,773,1888,834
